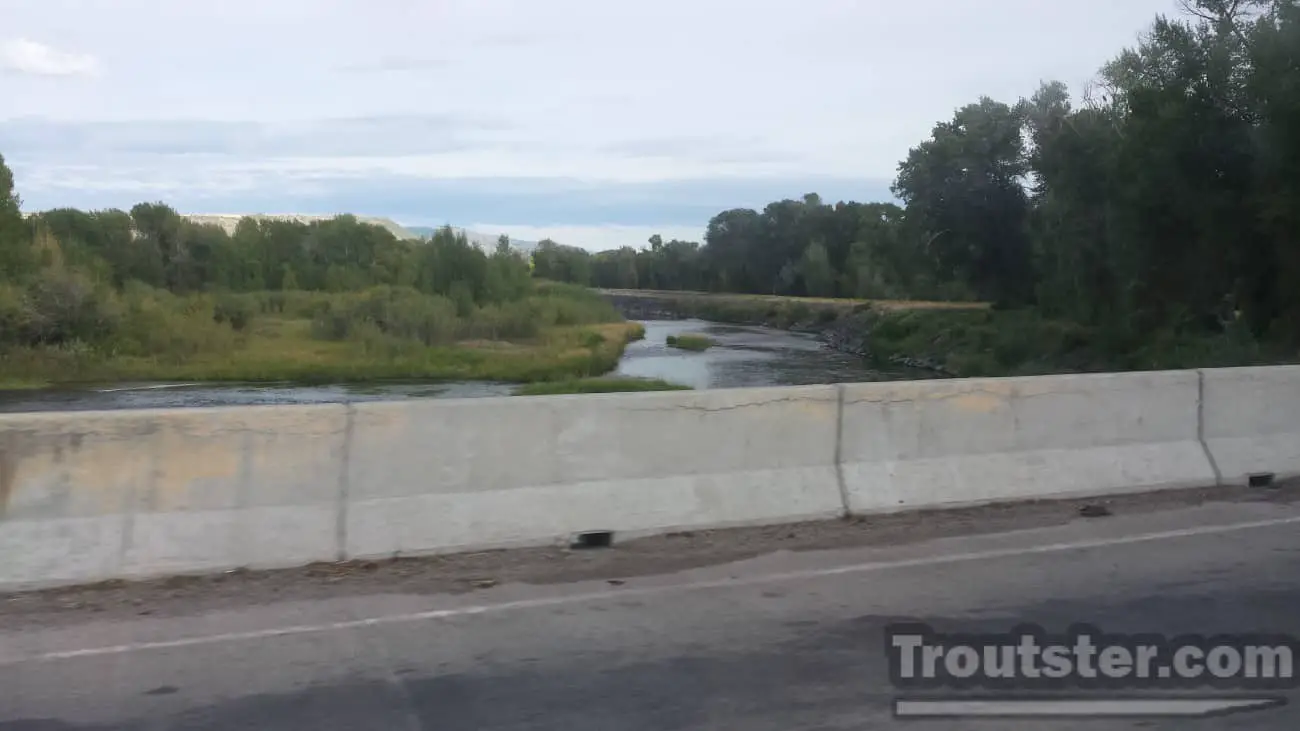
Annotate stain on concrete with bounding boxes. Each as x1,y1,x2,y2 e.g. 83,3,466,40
948,391,1007,414
0,447,16,519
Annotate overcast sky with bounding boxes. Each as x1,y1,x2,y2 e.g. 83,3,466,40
3,0,1181,250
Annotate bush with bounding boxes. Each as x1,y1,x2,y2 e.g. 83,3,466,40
213,294,256,331
531,293,621,327
310,287,460,346
0,284,26,346
666,333,713,351
7,269,123,346
108,285,238,358
461,300,541,340
447,280,476,318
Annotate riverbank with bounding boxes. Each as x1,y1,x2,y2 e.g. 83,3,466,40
515,377,691,396
0,283,647,390
852,307,1297,377
598,288,983,329
0,321,646,390
598,290,1297,378
598,289,976,375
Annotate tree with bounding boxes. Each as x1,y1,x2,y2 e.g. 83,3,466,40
799,240,834,297
280,264,300,291
483,236,531,303
531,239,592,286
892,98,1035,306
0,153,34,283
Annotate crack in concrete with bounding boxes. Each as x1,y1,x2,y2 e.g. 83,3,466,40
335,404,357,563
833,385,850,518
0,448,14,521
1197,369,1224,487
622,396,833,414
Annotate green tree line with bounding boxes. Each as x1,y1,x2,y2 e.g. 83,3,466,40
538,0,1300,348
0,181,538,349
1,200,531,302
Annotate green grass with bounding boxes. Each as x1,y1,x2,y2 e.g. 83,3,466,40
513,376,691,396
0,321,646,387
0,284,646,388
0,376,51,391
666,333,714,351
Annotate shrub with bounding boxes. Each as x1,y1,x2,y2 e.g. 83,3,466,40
310,287,460,346
461,300,541,340
213,294,256,331
108,286,237,358
666,333,713,351
0,284,26,346
16,269,122,346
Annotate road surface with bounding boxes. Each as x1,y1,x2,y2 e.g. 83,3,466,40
2,486,1299,730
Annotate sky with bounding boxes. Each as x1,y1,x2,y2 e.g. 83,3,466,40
2,0,1182,251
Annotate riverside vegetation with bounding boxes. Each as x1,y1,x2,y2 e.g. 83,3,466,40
0,168,653,391
530,1,1300,377
665,334,714,352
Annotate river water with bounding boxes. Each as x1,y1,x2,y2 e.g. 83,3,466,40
0,319,928,413
613,319,915,389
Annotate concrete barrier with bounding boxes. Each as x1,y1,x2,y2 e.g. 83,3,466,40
0,404,349,589
837,370,1218,514
1201,365,1300,485
342,385,844,559
2,366,1298,591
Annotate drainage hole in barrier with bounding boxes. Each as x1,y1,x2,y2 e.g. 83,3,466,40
571,531,614,549
1249,472,1277,489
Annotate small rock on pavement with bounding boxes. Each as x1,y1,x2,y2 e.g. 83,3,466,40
1079,504,1113,518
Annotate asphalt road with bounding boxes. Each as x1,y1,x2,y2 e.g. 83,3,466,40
3,491,1300,730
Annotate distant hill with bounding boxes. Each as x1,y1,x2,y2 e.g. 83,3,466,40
180,214,536,253
184,213,418,240
404,225,538,253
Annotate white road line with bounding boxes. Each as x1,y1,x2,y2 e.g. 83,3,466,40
893,698,1285,718
11,514,1300,664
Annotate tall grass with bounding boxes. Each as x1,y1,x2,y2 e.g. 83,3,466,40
0,281,638,388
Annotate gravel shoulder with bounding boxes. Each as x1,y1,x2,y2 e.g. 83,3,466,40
3,483,1297,630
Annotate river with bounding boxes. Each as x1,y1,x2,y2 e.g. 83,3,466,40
0,319,929,413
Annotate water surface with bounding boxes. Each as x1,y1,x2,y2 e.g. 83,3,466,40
0,319,929,413
0,380,514,414
614,319,918,389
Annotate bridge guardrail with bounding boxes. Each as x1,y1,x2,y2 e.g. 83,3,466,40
1,366,1295,591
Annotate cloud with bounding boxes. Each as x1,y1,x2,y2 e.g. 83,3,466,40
335,56,449,73
2,0,1186,249
599,135,798,166
478,32,542,48
0,115,514,160
0,38,100,77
